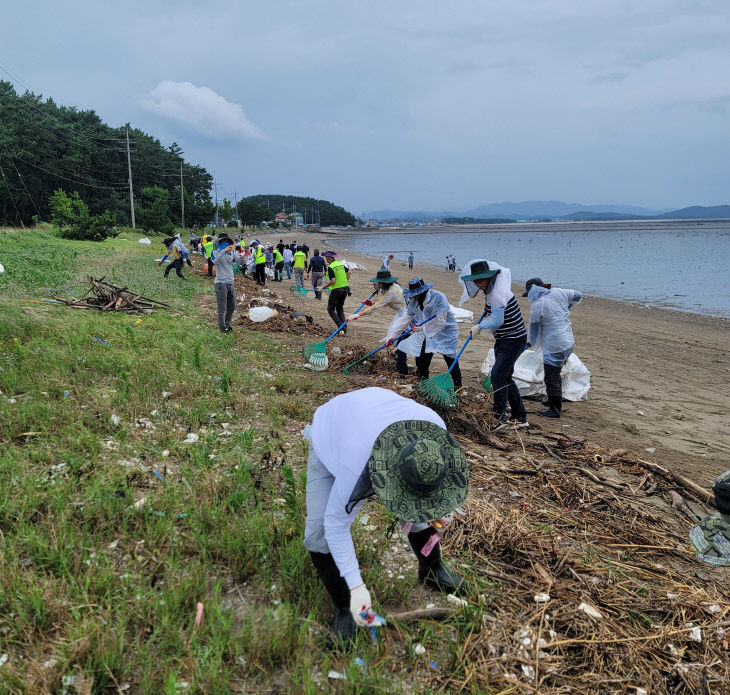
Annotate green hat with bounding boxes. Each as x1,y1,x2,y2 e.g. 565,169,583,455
368,420,468,523
461,260,500,282
369,270,399,284
689,512,730,567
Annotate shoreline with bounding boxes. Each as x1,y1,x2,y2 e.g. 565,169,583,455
325,234,730,324
325,218,730,234
274,230,729,482
321,225,730,320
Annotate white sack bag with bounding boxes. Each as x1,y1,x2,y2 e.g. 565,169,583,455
138,237,152,245
481,349,590,402
248,307,278,322
450,305,474,323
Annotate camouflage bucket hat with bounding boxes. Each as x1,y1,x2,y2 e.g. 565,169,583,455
368,420,468,523
689,513,730,567
690,469,730,566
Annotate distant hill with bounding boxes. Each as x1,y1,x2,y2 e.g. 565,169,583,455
561,205,730,221
364,202,730,223
465,201,664,219
560,211,648,221
657,205,730,219
366,209,460,222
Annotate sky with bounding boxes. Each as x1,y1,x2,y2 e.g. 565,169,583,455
3,0,730,214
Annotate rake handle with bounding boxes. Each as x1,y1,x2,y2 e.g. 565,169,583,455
447,308,489,375
352,314,437,363
323,290,378,344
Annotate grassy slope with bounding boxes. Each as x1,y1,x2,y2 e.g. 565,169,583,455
0,227,472,694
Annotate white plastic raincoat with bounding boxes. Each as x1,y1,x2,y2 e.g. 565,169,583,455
389,289,458,358
527,285,582,366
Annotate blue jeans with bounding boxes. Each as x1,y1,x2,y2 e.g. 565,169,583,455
491,337,526,420
284,261,292,279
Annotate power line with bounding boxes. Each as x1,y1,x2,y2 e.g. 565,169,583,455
0,160,25,226
8,153,127,189
1,142,43,219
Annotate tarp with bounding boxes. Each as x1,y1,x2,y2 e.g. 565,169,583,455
481,349,591,401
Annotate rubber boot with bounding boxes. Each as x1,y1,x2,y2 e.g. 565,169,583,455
408,528,467,595
538,392,562,418
309,551,356,643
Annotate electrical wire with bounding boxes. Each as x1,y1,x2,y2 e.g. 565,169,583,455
9,153,128,189
0,160,24,225
1,142,43,219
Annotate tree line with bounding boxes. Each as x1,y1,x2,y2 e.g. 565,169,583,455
0,82,360,232
0,81,213,228
241,194,358,227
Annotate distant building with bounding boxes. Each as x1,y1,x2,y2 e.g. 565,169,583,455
292,212,304,227
366,219,380,227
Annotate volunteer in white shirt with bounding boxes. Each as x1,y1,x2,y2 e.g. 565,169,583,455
303,387,469,642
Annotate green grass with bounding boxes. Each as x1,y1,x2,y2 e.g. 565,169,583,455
0,226,476,693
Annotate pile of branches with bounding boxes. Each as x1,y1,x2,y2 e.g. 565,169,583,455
52,277,170,314
435,429,729,695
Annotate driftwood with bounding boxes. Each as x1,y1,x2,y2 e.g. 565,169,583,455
387,607,455,623
636,457,714,504
51,277,171,314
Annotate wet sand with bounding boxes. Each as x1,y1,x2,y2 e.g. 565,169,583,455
273,232,729,482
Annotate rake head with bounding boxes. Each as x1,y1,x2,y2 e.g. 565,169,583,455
415,372,459,408
290,285,310,298
301,340,329,370
482,374,493,393
343,355,368,375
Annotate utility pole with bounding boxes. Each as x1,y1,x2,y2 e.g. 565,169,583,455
213,179,219,227
180,161,185,228
232,188,238,226
125,128,135,228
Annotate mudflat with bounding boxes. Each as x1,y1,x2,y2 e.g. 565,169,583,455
280,232,729,483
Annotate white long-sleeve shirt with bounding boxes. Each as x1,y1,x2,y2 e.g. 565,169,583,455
310,387,445,588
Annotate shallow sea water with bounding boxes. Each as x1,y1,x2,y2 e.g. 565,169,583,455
333,226,730,317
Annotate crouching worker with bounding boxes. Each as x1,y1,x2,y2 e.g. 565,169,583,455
303,386,469,642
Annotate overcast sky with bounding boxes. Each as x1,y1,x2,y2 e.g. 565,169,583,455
3,0,729,213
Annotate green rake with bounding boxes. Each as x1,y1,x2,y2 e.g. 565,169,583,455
290,285,318,298
302,290,378,370
416,309,488,407
343,315,436,375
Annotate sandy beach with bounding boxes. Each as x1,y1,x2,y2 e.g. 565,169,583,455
273,231,729,482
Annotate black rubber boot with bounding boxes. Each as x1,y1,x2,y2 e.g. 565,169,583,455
538,392,562,418
408,528,467,595
309,551,356,643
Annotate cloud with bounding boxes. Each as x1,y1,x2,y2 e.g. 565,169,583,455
141,81,265,141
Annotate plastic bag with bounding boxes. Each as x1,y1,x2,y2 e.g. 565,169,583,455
138,237,151,245
449,305,474,323
248,307,278,322
481,349,590,401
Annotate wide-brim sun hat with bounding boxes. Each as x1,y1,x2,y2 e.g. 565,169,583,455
370,270,399,284
690,513,730,567
323,250,338,258
402,277,434,299
461,260,500,282
368,420,468,523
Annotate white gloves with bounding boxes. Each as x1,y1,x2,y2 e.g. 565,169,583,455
350,584,373,626
348,313,359,321
410,324,422,333
469,323,482,339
